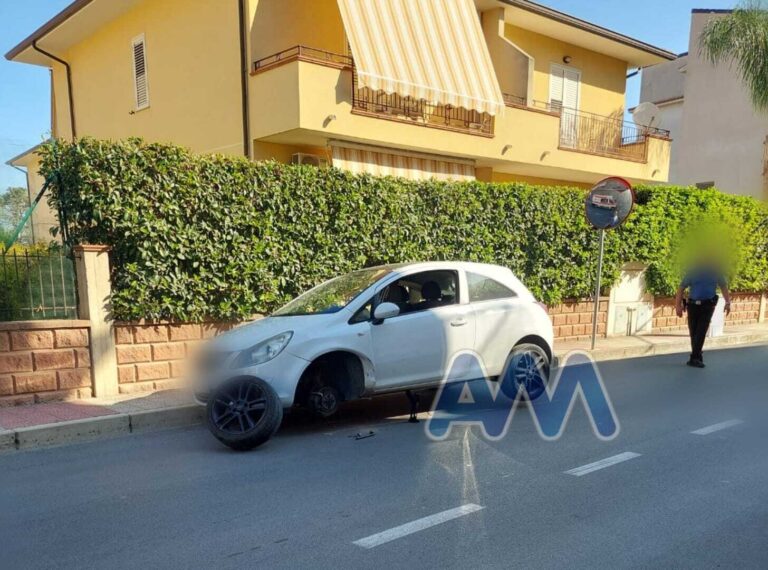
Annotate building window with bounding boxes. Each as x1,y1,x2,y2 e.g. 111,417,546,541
132,35,149,111
695,181,715,189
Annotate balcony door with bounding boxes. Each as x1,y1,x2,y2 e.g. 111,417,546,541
550,64,581,148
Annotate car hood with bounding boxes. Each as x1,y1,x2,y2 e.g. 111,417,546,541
206,314,340,353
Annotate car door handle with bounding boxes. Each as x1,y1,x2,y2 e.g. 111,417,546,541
450,318,468,327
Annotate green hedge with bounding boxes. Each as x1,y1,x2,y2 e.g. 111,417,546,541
39,138,768,321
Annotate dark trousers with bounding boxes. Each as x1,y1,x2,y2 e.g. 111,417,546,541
687,302,716,362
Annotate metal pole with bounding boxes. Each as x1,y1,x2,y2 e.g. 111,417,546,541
591,229,606,350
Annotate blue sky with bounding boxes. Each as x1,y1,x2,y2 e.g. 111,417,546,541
0,0,736,191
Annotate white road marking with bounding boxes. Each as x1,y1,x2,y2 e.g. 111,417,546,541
691,419,743,436
353,504,484,549
564,452,642,477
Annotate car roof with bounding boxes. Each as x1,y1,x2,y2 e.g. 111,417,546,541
389,261,511,274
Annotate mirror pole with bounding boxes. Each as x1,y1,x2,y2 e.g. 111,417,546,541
591,229,606,350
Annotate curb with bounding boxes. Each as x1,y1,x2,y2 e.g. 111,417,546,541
2,404,204,452
129,405,205,433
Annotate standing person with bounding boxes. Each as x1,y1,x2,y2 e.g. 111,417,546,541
675,263,731,368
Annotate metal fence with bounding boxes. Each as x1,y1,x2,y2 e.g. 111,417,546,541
502,94,671,163
352,68,495,137
0,249,78,321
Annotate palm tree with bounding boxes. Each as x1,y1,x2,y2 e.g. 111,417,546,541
699,1,768,112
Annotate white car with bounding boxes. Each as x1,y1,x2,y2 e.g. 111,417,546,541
194,262,554,450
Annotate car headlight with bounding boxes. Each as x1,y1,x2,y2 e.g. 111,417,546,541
231,332,293,369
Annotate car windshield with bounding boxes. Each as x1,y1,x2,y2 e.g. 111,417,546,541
272,266,401,317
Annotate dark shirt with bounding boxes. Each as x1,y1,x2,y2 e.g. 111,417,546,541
681,268,727,301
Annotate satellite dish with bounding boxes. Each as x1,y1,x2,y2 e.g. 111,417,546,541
632,102,662,130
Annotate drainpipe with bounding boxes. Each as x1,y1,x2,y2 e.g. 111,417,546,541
238,0,251,158
32,41,77,141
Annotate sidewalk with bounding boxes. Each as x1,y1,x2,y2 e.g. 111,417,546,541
0,390,200,452
555,322,768,361
2,323,767,452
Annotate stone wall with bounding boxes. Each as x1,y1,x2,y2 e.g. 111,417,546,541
651,297,688,333
0,321,92,406
653,293,762,333
114,322,238,395
726,293,762,325
548,299,609,341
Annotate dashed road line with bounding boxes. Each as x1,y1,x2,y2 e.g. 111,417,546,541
691,419,743,436
353,504,484,549
564,452,642,477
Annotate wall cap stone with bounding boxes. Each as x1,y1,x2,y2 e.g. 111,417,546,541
72,244,111,253
0,320,90,332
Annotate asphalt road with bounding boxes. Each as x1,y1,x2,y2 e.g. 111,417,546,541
2,345,768,569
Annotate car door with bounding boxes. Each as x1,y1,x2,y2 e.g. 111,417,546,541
370,269,475,392
467,271,525,377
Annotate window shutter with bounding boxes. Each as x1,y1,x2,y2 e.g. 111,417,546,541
549,67,564,110
562,69,580,111
132,35,149,110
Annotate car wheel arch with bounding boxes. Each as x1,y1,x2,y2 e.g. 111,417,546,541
293,350,373,408
512,335,553,362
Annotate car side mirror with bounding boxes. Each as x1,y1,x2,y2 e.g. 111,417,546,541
373,302,400,323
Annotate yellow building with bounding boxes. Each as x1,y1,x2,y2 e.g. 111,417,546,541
6,0,674,201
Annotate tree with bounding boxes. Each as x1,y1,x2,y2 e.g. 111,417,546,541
0,186,31,242
699,1,768,112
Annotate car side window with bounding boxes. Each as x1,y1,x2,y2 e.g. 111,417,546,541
349,298,374,324
467,272,517,303
379,270,459,316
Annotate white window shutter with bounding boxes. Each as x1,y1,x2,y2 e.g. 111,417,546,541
132,35,149,110
549,67,564,109
563,69,580,111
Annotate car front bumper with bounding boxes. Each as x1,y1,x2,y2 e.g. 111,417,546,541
191,351,310,408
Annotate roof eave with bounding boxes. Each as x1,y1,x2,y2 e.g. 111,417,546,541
4,0,94,61
499,0,677,63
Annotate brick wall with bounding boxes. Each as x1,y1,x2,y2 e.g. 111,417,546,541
652,293,762,333
726,293,762,325
548,299,608,341
0,321,92,406
651,297,688,333
114,322,238,395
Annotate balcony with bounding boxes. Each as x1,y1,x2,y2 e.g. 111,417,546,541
351,72,494,137
253,46,494,138
249,46,672,184
502,94,670,163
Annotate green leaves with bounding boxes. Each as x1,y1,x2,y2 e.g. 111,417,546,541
38,138,768,321
699,1,768,112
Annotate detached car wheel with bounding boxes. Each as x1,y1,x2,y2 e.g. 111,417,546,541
500,343,551,402
206,377,283,451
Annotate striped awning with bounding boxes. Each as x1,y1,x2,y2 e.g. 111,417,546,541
337,0,505,116
331,143,475,181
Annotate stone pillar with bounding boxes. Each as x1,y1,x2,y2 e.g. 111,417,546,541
759,293,767,324
73,245,119,398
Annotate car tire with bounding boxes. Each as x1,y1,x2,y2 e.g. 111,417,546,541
499,342,551,402
206,377,283,451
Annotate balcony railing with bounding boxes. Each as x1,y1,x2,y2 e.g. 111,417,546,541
252,45,353,74
503,94,670,163
351,70,494,137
